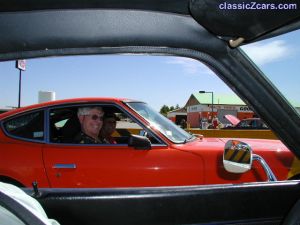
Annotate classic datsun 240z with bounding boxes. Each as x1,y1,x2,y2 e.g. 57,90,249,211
0,97,297,188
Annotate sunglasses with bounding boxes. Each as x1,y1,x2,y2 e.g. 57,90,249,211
86,114,104,121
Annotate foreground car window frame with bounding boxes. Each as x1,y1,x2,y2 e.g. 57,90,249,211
0,2,300,225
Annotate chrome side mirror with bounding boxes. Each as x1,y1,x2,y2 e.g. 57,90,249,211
223,140,277,181
223,140,252,173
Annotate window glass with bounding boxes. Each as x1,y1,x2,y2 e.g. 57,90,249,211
0,206,26,225
49,105,160,144
127,102,194,143
241,29,300,116
0,52,297,138
4,111,44,140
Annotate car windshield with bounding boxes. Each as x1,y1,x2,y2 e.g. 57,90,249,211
126,102,194,143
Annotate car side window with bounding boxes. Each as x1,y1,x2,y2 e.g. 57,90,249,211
3,111,44,141
49,107,79,143
112,114,160,145
49,105,160,145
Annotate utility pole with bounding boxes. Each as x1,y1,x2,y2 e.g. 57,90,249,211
15,60,26,108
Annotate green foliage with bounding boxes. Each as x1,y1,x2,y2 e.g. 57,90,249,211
159,104,180,116
159,105,169,116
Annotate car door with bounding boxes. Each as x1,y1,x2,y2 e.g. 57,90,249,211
43,104,204,188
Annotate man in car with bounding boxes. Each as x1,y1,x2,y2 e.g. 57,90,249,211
99,113,119,144
73,106,104,144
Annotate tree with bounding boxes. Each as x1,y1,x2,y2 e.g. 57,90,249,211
160,105,170,116
159,104,181,116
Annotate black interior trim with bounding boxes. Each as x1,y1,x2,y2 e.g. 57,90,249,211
25,181,300,225
0,0,190,14
190,0,300,42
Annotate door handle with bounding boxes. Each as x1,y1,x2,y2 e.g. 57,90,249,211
53,164,77,169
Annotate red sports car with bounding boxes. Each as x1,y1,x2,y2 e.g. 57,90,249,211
0,98,297,188
223,114,269,129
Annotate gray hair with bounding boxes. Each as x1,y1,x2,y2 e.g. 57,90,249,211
77,106,103,116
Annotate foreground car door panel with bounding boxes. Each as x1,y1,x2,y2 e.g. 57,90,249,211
33,181,300,225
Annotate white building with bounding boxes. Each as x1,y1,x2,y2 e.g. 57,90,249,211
38,91,56,103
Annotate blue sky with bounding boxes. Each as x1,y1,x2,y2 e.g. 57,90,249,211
0,30,299,111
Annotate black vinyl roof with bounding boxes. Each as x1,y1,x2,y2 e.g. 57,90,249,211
1,0,300,43
0,0,190,14
190,0,300,42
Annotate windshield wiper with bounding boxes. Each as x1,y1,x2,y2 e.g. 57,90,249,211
183,135,196,144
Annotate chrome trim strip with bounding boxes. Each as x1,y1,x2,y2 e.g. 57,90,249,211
53,164,77,169
253,154,277,181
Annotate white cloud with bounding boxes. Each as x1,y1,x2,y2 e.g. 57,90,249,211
166,41,291,73
166,57,214,76
241,40,290,66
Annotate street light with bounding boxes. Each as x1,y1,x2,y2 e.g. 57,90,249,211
199,91,214,118
15,60,26,108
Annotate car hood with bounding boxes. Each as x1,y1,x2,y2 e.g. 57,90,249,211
219,138,289,152
177,137,289,153
224,115,240,126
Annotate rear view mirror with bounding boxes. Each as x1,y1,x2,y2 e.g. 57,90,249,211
139,130,148,137
223,140,252,173
128,134,151,150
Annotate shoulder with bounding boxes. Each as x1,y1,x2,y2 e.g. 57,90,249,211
72,132,85,143
74,132,102,144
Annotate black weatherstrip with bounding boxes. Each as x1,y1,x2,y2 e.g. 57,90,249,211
0,190,46,225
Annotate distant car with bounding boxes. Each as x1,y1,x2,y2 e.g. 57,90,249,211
0,98,296,188
223,114,269,129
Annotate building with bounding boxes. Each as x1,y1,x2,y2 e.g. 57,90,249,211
185,92,254,128
167,108,187,126
38,91,56,103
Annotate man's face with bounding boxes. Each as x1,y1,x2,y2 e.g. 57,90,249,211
103,118,117,136
80,108,104,138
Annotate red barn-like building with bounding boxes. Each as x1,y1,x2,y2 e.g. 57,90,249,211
185,93,254,128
